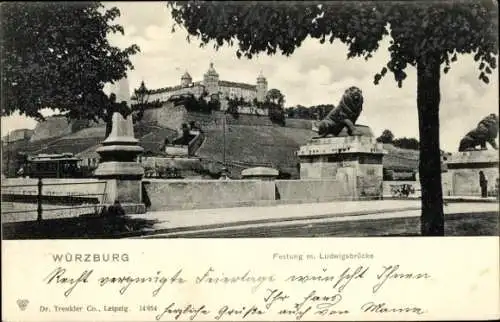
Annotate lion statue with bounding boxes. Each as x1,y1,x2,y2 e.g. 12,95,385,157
458,113,499,152
313,86,364,137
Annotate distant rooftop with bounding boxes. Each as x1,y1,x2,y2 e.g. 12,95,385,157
148,82,204,94
219,80,257,91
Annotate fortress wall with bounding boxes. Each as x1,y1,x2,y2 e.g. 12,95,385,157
29,116,102,143
141,103,187,130
30,116,73,142
141,104,315,132
175,111,276,129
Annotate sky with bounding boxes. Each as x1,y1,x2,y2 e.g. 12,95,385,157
1,2,498,152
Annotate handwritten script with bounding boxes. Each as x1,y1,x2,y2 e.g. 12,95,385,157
42,262,432,320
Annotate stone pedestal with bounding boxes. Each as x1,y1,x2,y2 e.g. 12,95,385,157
241,167,279,180
297,128,386,199
94,78,146,214
442,150,499,197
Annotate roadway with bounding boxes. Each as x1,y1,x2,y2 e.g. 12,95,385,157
124,200,498,238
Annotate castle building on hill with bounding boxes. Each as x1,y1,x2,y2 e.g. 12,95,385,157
147,63,269,110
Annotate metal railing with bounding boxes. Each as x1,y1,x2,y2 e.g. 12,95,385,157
1,178,107,222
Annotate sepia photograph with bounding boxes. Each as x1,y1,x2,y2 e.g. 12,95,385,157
1,1,498,241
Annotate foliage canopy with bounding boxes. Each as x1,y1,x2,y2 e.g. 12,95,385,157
169,1,497,86
1,2,140,123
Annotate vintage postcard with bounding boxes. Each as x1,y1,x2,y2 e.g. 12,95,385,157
1,1,499,321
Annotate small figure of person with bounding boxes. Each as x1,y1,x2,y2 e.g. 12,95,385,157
479,171,488,198
142,183,152,209
161,138,170,152
219,167,231,180
400,184,409,197
107,199,126,217
181,123,191,144
102,200,130,233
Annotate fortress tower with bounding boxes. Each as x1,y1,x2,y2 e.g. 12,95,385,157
203,62,220,95
146,63,277,108
181,71,192,86
256,71,268,102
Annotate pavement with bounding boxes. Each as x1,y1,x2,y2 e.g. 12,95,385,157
383,195,498,203
123,199,499,238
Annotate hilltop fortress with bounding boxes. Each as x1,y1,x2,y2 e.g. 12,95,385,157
146,63,269,112
3,73,422,182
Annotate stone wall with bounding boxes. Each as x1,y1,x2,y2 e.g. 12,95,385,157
300,157,341,179
440,173,454,197
382,175,499,198
144,178,355,211
357,164,384,198
299,154,384,199
444,150,499,197
144,179,276,210
443,168,499,197
164,146,189,156
275,179,354,203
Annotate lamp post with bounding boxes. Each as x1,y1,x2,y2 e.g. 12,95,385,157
37,177,43,222
223,111,226,166
6,132,10,177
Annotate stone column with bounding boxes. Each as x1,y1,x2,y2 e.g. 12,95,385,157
94,77,146,214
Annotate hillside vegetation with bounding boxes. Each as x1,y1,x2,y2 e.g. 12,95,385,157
3,123,177,160
382,143,419,171
198,124,315,177
4,107,422,178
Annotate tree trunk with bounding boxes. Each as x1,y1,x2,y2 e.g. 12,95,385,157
417,56,444,236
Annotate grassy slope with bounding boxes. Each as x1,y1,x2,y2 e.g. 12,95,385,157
197,121,419,177
4,123,178,158
382,143,419,171
197,124,314,176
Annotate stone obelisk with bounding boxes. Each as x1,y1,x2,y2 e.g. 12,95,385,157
94,77,146,214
